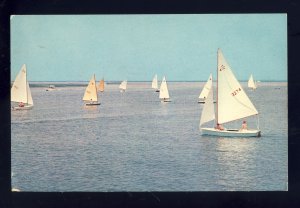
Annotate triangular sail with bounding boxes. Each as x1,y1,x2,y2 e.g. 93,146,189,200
199,73,213,99
248,74,257,89
152,74,158,89
83,74,98,102
159,76,170,99
27,82,33,105
217,49,258,124
98,79,104,92
11,64,28,103
199,87,215,127
119,80,127,90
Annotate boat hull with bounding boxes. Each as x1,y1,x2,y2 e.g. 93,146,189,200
85,102,101,106
12,105,33,110
160,99,171,102
201,127,261,137
198,100,216,104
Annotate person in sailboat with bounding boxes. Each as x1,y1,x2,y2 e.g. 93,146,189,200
240,120,248,130
215,123,224,130
18,102,24,107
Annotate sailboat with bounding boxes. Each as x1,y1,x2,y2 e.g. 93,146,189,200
199,49,261,137
11,64,34,110
119,80,127,92
82,74,100,105
159,76,171,102
152,74,160,92
98,78,105,92
198,73,214,103
248,74,257,90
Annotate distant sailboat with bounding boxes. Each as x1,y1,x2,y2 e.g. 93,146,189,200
46,85,56,91
98,78,105,92
159,76,171,102
248,74,257,90
200,49,261,137
83,74,100,105
119,80,127,92
198,73,213,103
11,64,34,110
152,74,160,92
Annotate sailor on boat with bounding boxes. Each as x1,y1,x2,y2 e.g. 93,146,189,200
18,102,24,107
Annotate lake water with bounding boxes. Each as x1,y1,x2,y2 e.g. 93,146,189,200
11,82,288,191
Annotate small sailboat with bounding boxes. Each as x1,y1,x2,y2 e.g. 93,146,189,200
151,74,160,92
198,73,213,103
98,78,105,92
199,49,261,137
248,74,257,90
82,74,100,105
11,64,34,110
159,76,171,102
46,84,56,91
119,80,127,92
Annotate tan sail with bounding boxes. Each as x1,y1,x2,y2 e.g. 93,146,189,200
98,79,104,92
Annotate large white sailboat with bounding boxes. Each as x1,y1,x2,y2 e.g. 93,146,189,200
159,76,171,102
199,49,261,137
119,80,127,92
198,73,213,103
83,74,100,105
248,74,257,90
151,74,160,92
11,64,34,110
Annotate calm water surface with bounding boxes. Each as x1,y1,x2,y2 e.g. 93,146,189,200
11,82,288,191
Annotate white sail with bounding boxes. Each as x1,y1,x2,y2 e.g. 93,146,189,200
217,49,258,124
199,73,213,99
152,74,158,89
26,82,33,105
199,86,215,127
83,74,98,102
159,76,170,99
119,80,127,90
248,74,257,89
11,64,29,104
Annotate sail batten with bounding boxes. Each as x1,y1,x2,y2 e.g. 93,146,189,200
217,49,258,124
83,74,98,102
159,76,170,99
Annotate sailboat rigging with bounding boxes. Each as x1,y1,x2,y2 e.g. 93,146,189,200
159,76,171,102
83,74,100,105
199,49,261,137
11,64,34,110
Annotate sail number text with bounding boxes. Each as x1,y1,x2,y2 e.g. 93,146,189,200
219,65,225,71
231,88,241,96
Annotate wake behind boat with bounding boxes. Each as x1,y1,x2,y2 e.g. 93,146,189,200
83,74,100,106
199,49,261,137
11,64,34,110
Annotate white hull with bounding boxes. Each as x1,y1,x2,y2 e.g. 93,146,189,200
201,127,261,137
12,105,33,110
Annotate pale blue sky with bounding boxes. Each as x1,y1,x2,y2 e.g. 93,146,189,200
11,14,287,81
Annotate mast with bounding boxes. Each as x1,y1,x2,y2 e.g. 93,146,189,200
216,49,219,125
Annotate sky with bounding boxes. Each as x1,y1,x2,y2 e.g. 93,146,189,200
10,14,287,82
